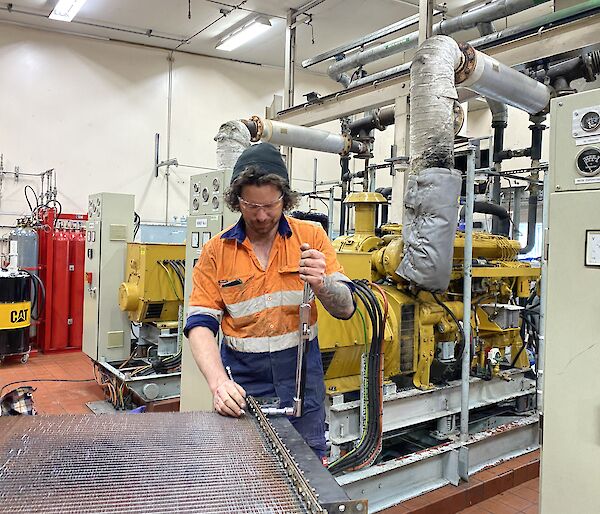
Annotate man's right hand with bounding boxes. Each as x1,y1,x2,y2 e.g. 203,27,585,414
213,378,247,417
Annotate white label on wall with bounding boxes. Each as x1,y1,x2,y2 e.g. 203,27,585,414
575,135,600,146
574,177,600,184
196,218,208,228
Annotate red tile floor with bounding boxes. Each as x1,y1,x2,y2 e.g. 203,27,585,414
0,350,104,414
0,351,540,513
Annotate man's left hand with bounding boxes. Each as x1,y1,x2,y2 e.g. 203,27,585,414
299,243,326,292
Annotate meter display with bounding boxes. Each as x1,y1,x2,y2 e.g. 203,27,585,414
576,147,600,176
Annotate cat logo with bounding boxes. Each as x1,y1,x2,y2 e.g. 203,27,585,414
10,309,29,324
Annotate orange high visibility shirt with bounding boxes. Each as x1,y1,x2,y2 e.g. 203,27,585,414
185,215,350,353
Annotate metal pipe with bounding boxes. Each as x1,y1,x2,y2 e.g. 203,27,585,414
249,117,367,155
512,187,523,240
327,0,549,84
461,146,476,444
301,13,427,69
339,157,350,236
519,115,545,254
519,182,539,254
327,187,335,238
459,49,551,114
349,106,396,136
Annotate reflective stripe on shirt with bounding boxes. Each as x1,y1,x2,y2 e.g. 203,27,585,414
223,324,318,353
225,289,305,319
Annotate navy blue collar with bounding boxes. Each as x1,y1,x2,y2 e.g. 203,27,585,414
221,216,292,243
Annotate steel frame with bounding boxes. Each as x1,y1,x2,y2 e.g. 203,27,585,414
98,360,181,404
327,369,535,448
338,416,539,513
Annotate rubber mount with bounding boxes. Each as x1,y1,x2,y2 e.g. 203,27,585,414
455,42,476,84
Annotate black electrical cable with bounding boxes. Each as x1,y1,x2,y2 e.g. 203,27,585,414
328,280,384,474
1,378,94,397
24,185,39,215
167,260,185,289
133,212,141,240
21,270,45,321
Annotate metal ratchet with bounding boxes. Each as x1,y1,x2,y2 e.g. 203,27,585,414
292,280,312,417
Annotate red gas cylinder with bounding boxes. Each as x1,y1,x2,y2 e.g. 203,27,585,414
68,228,85,349
50,229,70,350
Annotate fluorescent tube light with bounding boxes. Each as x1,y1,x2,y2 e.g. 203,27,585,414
216,17,271,52
49,0,88,22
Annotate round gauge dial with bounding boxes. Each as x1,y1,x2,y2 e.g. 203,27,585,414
212,178,220,192
576,147,600,176
581,111,600,132
192,198,199,211
201,188,209,202
212,197,220,210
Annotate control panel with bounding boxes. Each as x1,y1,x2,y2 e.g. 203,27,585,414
541,89,600,514
82,192,134,363
551,96,600,191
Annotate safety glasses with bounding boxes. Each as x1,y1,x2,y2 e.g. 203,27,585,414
238,194,283,212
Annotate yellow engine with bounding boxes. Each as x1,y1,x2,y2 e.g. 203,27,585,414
318,193,539,394
119,243,186,323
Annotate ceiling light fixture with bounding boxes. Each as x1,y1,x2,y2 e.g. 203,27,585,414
49,0,88,22
216,17,272,52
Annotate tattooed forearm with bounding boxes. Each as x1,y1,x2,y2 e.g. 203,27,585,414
314,276,355,320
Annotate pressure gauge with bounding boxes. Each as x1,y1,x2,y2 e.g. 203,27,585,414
201,188,209,202
585,230,600,267
576,147,600,176
212,178,220,192
581,111,600,132
212,197,220,210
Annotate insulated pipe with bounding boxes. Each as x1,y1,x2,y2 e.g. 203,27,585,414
327,0,549,84
242,116,367,156
409,36,463,173
458,48,551,114
214,120,251,176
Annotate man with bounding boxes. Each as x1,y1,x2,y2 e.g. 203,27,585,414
184,142,355,457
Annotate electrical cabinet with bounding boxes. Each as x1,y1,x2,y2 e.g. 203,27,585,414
541,90,600,513
180,172,238,412
82,193,134,362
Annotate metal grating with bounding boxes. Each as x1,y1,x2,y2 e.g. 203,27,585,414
0,412,311,513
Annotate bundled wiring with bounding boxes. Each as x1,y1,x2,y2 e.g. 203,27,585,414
159,261,181,300
328,280,386,474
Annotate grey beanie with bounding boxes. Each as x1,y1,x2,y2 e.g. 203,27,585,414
231,143,288,185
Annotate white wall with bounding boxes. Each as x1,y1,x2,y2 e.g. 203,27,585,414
0,24,345,229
